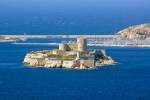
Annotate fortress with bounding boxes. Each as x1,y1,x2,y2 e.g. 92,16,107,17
23,37,115,69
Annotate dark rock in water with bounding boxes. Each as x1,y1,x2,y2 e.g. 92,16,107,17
117,23,150,40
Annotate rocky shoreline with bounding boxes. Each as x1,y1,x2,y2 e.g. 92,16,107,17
24,51,116,70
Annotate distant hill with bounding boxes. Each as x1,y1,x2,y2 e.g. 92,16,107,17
117,23,150,40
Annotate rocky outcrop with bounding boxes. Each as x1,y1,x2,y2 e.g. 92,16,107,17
117,23,150,40
23,51,116,70
0,36,16,42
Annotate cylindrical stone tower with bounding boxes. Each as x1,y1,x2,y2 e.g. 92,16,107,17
59,43,67,51
77,37,87,52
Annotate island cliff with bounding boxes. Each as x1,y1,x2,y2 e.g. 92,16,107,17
23,37,116,69
117,23,150,40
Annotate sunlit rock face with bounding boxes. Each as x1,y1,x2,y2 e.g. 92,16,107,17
117,23,150,40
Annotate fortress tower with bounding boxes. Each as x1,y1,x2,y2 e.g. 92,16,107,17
77,37,87,52
59,43,67,51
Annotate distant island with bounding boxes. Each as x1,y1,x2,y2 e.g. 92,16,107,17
117,23,150,40
23,37,116,69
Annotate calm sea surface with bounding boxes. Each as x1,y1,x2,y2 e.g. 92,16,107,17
0,43,150,100
0,0,150,99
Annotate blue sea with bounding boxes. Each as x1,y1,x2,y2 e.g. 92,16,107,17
0,43,150,100
0,0,150,99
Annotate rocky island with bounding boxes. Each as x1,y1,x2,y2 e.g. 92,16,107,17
0,36,16,42
117,23,150,40
23,37,116,69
